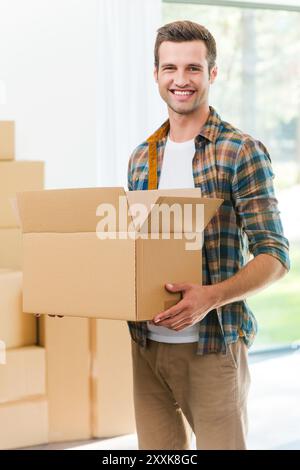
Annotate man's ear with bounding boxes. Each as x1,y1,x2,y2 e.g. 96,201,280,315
154,66,158,83
209,65,218,84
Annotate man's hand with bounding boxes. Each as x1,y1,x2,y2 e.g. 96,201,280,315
152,254,287,331
34,314,64,318
152,283,219,331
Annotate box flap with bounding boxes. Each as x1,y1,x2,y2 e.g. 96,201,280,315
140,196,223,234
16,187,128,233
126,188,201,232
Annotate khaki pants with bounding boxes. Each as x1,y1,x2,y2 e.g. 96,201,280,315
131,338,250,450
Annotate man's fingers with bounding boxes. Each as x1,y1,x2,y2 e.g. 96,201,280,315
161,312,188,329
154,301,185,323
165,282,189,293
172,322,191,331
36,314,62,318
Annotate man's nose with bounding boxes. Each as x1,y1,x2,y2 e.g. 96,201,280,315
173,71,189,88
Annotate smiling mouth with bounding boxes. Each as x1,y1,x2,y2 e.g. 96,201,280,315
169,89,195,96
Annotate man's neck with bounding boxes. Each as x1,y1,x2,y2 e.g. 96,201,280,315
168,105,210,143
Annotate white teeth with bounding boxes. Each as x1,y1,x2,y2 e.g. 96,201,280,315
173,91,193,95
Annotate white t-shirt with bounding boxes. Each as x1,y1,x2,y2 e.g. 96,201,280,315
147,134,200,343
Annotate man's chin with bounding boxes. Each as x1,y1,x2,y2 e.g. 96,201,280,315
167,103,197,116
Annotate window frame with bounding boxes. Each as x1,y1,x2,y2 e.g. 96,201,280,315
163,0,300,13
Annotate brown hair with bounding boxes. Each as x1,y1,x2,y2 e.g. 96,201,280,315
154,20,217,73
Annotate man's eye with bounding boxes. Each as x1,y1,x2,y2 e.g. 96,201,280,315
189,67,200,71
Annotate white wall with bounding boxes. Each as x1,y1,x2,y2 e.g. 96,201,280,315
0,0,165,189
0,0,98,189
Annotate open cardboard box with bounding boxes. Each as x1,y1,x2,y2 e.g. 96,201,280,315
16,187,222,321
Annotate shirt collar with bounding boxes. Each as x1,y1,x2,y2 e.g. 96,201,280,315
146,106,222,146
196,106,222,144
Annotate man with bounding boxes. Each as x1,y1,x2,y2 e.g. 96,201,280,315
127,20,289,450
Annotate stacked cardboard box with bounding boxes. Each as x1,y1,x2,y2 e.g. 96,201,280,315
91,319,135,438
0,121,14,161
0,157,44,268
37,317,136,443
0,121,47,449
1,123,137,448
0,271,48,449
38,316,91,442
0,270,36,348
0,398,48,449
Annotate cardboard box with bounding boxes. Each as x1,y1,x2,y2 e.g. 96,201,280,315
17,187,222,321
0,397,48,449
0,228,22,268
0,346,46,404
0,121,14,161
0,160,44,227
0,269,36,348
39,316,91,442
91,319,135,438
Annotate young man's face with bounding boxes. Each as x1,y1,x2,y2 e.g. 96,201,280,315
154,40,217,116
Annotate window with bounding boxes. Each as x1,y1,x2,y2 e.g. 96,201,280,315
163,0,300,348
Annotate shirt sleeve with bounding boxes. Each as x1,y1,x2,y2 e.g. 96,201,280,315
127,151,134,191
231,137,290,271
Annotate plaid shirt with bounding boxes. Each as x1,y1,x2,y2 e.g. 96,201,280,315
127,106,290,355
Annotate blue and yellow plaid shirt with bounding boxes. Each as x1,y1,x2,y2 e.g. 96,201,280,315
127,106,290,355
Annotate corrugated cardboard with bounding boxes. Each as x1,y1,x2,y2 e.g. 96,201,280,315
0,269,36,348
0,346,46,404
0,397,48,449
91,319,135,438
17,187,222,321
0,160,44,227
0,121,14,161
39,316,91,442
0,228,22,268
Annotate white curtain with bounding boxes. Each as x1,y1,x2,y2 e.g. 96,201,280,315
96,0,165,187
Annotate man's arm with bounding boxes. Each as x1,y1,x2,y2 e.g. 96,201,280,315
213,253,286,305
152,254,286,330
153,137,290,330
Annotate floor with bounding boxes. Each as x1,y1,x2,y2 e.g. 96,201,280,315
22,348,300,451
